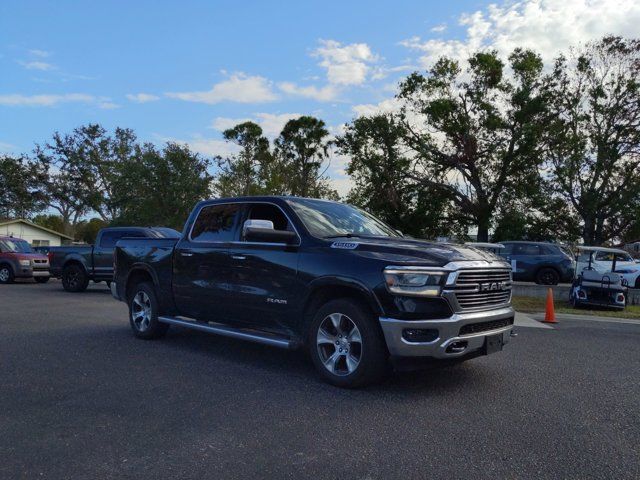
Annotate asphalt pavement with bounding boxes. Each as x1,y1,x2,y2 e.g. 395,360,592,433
1,280,639,479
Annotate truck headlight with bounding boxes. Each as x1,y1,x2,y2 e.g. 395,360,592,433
383,268,446,297
19,259,31,267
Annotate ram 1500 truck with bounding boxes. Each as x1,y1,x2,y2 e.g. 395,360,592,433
111,197,514,387
0,236,50,284
49,227,180,292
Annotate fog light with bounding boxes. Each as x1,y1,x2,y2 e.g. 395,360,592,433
402,328,438,343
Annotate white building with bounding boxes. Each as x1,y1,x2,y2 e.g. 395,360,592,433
0,219,73,246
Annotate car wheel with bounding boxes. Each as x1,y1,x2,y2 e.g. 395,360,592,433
61,264,89,292
0,265,14,284
34,277,50,283
128,282,169,339
536,268,560,285
308,298,388,388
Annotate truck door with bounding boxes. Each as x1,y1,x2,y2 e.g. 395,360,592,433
172,203,244,322
226,202,301,333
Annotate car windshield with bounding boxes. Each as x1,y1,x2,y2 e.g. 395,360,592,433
148,228,181,238
287,199,399,239
0,239,33,253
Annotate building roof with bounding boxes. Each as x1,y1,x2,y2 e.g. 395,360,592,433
0,219,74,240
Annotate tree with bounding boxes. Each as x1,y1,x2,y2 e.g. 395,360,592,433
0,155,47,220
37,124,136,224
112,142,212,229
32,214,66,234
397,49,549,241
337,114,449,238
274,116,338,199
74,218,107,244
545,36,640,245
213,122,277,197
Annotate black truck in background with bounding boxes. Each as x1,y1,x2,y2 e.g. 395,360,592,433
49,227,180,292
111,197,514,387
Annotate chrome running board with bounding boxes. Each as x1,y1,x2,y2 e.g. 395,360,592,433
158,316,296,349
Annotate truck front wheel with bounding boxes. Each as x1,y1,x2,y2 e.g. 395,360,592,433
61,264,89,292
128,282,169,339
308,298,388,388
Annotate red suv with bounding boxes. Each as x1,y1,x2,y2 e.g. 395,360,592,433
0,236,50,284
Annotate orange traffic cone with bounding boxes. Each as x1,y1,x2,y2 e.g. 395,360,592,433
542,288,557,324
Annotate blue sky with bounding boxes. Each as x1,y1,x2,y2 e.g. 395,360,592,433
2,0,638,194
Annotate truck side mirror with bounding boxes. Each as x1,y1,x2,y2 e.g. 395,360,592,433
243,219,297,244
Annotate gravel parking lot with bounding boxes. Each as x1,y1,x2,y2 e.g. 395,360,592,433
1,280,639,479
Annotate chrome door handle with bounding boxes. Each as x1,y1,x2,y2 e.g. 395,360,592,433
180,252,193,257
231,255,246,260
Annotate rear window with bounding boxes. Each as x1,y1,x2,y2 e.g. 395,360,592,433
190,204,243,242
100,230,146,248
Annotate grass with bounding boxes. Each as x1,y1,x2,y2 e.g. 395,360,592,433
512,295,640,320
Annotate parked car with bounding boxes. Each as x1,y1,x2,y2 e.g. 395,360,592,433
0,236,50,284
576,246,640,289
111,196,514,387
499,241,574,285
465,242,505,254
49,227,180,292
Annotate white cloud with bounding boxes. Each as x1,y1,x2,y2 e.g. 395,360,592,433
0,141,18,153
351,98,402,118
209,112,303,138
431,24,447,33
401,0,640,67
313,39,378,85
166,73,277,104
0,93,96,107
28,49,50,58
19,61,55,71
0,93,118,109
279,82,339,102
126,93,160,103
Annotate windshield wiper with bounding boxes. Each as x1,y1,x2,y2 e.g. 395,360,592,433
323,233,359,239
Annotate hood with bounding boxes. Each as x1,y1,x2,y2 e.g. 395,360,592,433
331,236,508,267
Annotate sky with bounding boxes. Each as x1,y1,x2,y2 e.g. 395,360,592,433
2,0,640,195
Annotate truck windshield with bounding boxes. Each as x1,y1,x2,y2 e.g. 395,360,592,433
287,199,399,239
0,239,33,253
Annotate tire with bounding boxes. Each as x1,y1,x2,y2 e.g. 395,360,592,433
0,265,14,284
536,267,560,285
127,282,169,340
61,264,90,292
34,277,50,284
307,298,388,388
635,277,640,290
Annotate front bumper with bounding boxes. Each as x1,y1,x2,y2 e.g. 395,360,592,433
379,306,514,359
15,267,50,278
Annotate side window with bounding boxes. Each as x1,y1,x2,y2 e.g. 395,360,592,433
191,204,243,242
501,243,513,255
244,203,292,239
513,243,540,255
595,251,614,262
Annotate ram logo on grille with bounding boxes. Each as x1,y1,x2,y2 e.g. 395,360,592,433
479,281,507,292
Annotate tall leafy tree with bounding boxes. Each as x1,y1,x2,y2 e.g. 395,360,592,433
545,36,640,245
0,155,47,220
112,142,212,229
37,124,136,224
337,114,449,238
213,122,276,197
397,49,548,241
274,116,338,199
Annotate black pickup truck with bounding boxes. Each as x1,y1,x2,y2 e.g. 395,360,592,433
49,227,180,292
111,196,514,387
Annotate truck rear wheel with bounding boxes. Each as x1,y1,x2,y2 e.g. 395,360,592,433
0,265,14,284
128,282,169,339
308,298,388,388
61,264,89,292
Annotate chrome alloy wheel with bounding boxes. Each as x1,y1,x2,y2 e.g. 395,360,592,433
316,313,362,376
131,291,152,332
0,267,9,282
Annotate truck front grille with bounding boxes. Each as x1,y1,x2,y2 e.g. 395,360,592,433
453,269,512,310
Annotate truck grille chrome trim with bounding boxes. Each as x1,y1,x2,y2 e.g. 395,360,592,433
445,268,512,311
